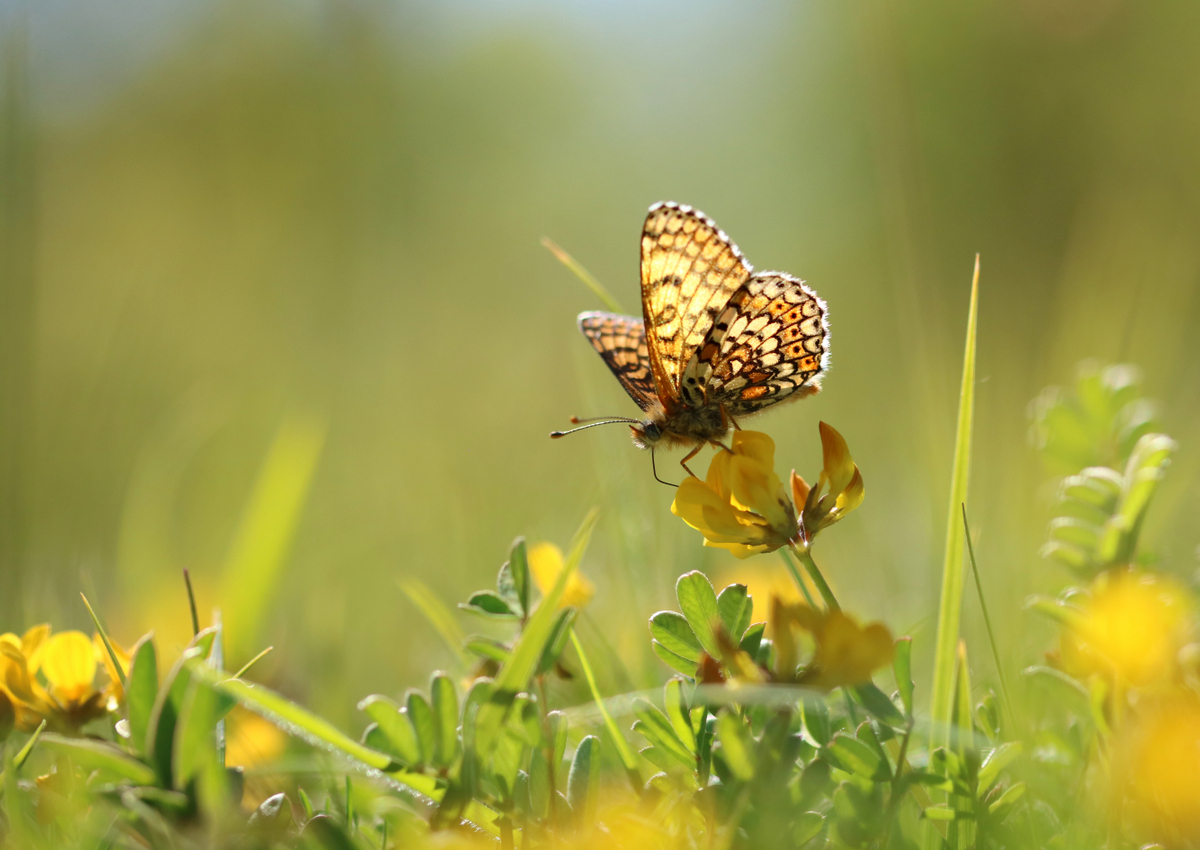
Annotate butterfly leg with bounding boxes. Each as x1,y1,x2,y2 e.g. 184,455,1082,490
679,444,704,479
721,405,742,432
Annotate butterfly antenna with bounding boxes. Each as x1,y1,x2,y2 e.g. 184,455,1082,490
651,449,678,488
550,418,640,438
569,415,633,425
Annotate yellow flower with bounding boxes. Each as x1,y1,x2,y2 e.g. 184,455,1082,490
0,625,128,733
771,599,893,689
1060,569,1189,688
791,422,864,545
671,431,798,559
1124,694,1200,839
529,542,595,609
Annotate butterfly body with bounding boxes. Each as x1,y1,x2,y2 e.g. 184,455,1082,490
570,202,830,469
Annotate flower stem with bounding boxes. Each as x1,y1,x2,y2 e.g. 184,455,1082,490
778,546,818,609
790,544,840,612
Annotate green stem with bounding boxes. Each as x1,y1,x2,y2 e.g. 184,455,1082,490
569,630,641,791
778,546,818,608
790,544,840,612
961,504,1017,731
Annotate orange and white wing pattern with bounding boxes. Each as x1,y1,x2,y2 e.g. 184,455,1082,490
577,311,659,412
695,272,829,416
640,202,753,409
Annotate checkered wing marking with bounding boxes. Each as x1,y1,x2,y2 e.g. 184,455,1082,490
578,312,658,412
690,272,829,416
641,202,752,408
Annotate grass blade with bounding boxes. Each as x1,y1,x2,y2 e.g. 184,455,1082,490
929,256,980,752
569,630,640,789
541,237,624,313
220,413,325,663
962,505,1017,730
400,577,468,668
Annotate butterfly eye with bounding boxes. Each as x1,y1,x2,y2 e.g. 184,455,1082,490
643,422,662,442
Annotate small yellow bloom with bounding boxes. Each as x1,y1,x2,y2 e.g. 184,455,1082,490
792,422,864,544
671,431,798,559
529,542,595,609
771,600,893,689
0,625,128,733
1060,569,1189,688
1124,695,1200,839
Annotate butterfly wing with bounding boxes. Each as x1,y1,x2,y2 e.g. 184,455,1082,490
577,311,659,412
641,202,753,410
692,272,829,416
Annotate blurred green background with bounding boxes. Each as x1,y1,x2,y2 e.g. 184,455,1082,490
2,0,1198,725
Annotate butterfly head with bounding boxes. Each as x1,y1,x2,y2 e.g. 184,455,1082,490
629,419,663,450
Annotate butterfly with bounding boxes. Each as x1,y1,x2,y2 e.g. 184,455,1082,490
553,202,830,481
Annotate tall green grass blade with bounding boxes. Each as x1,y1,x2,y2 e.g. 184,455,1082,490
80,593,127,689
541,237,624,313
569,630,640,788
400,577,468,668
220,413,325,663
962,505,1017,730
184,659,500,833
929,256,980,752
39,733,156,785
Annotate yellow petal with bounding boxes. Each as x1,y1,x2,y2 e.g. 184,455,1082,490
40,631,98,704
806,612,894,690
731,430,776,468
528,542,592,609
835,466,865,514
818,422,856,497
528,542,565,597
790,470,810,509
705,447,736,501
21,624,50,673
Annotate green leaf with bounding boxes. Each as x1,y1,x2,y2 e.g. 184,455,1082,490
716,584,752,642
801,699,831,745
509,537,531,619
39,734,157,785
430,674,459,769
821,732,889,781
567,736,600,825
929,260,979,762
357,695,420,765
464,636,510,664
649,611,703,663
631,698,693,769
536,607,578,674
126,634,159,751
675,572,720,657
924,805,960,822
893,637,914,717
459,591,518,620
173,677,235,804
987,781,1026,818
852,682,906,729
715,711,754,780
663,677,695,755
739,622,765,657
147,647,203,785
472,509,598,761
793,811,825,846
977,742,1022,793
652,641,699,678
406,690,435,765
548,710,568,769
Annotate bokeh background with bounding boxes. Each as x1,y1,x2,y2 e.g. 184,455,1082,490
2,0,1199,726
